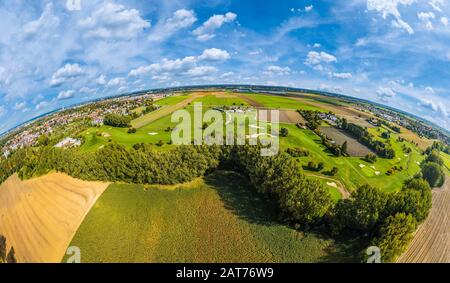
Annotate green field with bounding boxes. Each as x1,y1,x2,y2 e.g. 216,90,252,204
65,171,357,263
441,152,450,174
238,93,326,112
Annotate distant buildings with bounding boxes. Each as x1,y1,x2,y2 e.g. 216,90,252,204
54,137,81,148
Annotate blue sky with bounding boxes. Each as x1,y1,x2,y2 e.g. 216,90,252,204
0,0,449,133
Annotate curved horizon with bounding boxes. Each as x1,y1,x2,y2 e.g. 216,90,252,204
1,1,449,133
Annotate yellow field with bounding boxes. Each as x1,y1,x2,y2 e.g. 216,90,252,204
0,173,109,263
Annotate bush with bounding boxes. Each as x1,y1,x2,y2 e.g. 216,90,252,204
365,153,377,163
103,114,131,128
127,128,137,134
421,162,445,187
280,127,289,137
286,147,310,157
370,213,417,263
330,167,339,176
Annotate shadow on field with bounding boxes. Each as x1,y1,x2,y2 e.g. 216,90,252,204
205,171,277,227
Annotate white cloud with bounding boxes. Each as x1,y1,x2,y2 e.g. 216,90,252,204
35,101,49,110
96,75,107,85
79,2,150,40
367,0,415,34
425,86,435,94
264,65,291,75
198,48,230,61
305,51,337,66
149,9,197,42
441,17,449,26
50,64,85,86
193,12,237,41
419,98,448,117
221,72,235,78
184,66,217,77
332,72,353,79
313,43,321,48
429,0,443,12
57,90,75,100
22,3,60,37
376,86,396,102
305,5,314,12
417,11,435,30
14,102,27,111
0,106,5,117
107,77,127,87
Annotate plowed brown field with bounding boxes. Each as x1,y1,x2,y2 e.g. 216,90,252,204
397,176,450,263
0,173,109,263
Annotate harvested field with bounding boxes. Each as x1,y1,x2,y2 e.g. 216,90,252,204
319,126,373,157
258,109,305,124
0,173,109,263
397,176,450,263
131,92,206,128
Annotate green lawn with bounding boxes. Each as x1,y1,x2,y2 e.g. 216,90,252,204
65,171,356,263
192,94,250,106
280,123,424,193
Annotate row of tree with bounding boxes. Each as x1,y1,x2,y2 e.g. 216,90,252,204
341,119,395,159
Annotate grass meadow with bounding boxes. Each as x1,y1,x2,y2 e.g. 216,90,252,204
65,171,356,263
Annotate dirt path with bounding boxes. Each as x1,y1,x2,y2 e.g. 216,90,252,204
131,92,207,128
397,176,450,263
305,173,351,199
0,173,110,263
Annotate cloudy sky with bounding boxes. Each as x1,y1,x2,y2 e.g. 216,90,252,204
0,0,449,133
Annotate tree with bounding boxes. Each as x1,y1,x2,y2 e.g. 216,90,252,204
370,213,417,263
424,150,444,166
330,167,339,176
365,153,377,163
280,127,289,137
6,247,17,263
0,235,6,262
342,141,348,155
127,128,137,134
103,114,131,128
421,162,445,187
333,184,388,232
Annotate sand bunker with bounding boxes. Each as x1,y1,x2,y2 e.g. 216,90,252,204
359,164,366,168
327,182,338,188
148,132,158,136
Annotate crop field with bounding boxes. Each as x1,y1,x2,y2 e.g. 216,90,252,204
65,171,354,263
441,152,450,174
398,176,450,263
236,93,326,112
0,173,109,263
319,126,373,156
132,95,191,114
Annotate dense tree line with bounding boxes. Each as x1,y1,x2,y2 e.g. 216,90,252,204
340,119,395,159
420,149,446,187
331,178,432,262
103,114,132,128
